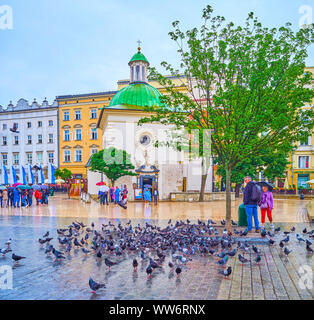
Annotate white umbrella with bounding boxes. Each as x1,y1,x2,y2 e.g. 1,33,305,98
306,179,314,184
55,179,65,184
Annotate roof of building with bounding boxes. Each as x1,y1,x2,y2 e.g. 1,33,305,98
56,91,117,100
106,82,164,110
129,48,149,64
0,98,58,113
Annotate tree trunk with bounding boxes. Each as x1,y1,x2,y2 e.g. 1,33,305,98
225,166,232,230
199,173,208,202
235,183,242,198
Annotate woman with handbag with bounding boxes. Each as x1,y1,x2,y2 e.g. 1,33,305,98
258,185,274,229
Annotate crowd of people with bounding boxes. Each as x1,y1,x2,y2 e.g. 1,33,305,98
243,176,274,232
0,187,50,208
98,184,128,207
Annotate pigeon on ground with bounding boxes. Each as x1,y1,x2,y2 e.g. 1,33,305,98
284,247,292,257
82,248,90,255
238,254,250,265
175,266,182,277
296,234,305,243
12,253,25,263
268,238,275,245
104,258,116,270
279,241,285,249
306,245,313,253
168,261,174,269
89,277,105,293
290,226,295,232
0,248,12,256
218,266,232,279
132,259,138,272
146,265,153,278
52,248,65,260
43,231,49,238
303,228,307,234
254,255,261,264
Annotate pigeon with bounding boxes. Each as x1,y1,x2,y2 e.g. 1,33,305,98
226,248,237,257
52,248,65,260
306,245,313,253
254,255,261,264
132,259,138,272
43,231,49,238
306,239,312,246
282,235,290,243
104,258,116,270
238,254,250,265
149,258,161,269
216,255,228,267
175,266,182,277
96,250,102,259
12,253,25,263
81,248,90,255
231,220,237,226
89,277,105,293
290,226,295,232
168,261,174,269
261,229,266,238
296,234,305,243
38,238,46,245
0,248,12,256
279,241,285,249
268,238,275,245
146,265,153,278
303,228,307,234
218,266,232,279
284,247,292,257
252,245,260,254
274,227,281,232
74,238,82,247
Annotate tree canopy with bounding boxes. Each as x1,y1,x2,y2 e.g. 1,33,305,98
89,147,136,186
54,168,72,181
138,5,314,225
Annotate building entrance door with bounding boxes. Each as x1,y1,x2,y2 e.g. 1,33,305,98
298,174,309,188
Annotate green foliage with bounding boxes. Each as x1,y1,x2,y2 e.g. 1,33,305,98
89,148,136,185
138,5,314,221
54,168,72,181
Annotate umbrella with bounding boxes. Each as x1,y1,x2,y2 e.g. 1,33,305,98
12,182,23,188
32,185,41,190
143,184,152,188
256,181,273,192
55,179,65,184
96,182,106,186
0,185,7,190
306,179,314,184
40,185,49,190
16,185,32,190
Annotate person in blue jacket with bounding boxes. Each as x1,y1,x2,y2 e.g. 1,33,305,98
114,186,120,204
144,187,152,204
13,187,21,208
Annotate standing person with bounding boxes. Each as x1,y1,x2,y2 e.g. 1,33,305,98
259,185,274,230
114,186,120,205
153,187,158,205
109,186,114,203
102,183,109,205
8,188,14,207
21,191,27,207
243,176,260,233
143,187,152,205
3,189,8,208
0,190,3,208
44,189,49,205
28,188,33,207
34,189,42,205
122,185,128,201
98,188,104,205
13,187,20,208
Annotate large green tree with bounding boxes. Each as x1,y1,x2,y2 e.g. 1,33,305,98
138,6,314,227
54,168,72,181
89,147,136,186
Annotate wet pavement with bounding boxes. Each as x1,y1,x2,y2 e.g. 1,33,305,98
0,195,313,300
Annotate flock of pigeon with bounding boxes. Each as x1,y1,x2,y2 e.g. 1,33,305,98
1,218,313,294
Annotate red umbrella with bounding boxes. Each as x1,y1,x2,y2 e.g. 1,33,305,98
12,182,23,188
96,182,106,186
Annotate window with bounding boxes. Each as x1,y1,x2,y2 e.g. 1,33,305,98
48,152,54,164
27,122,31,128
64,130,70,141
300,137,310,146
2,136,7,146
13,153,19,165
136,65,140,81
75,110,81,120
2,154,7,166
91,109,97,119
27,153,32,165
48,134,53,143
298,156,309,169
27,135,32,144
63,111,69,121
14,136,19,145
38,134,43,144
142,66,145,80
64,150,71,162
75,149,82,162
38,121,42,127
91,148,98,155
75,128,82,141
37,152,43,164
91,128,97,140
2,124,7,130
48,120,53,126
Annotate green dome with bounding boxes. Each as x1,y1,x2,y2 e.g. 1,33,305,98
107,83,164,110
129,51,149,64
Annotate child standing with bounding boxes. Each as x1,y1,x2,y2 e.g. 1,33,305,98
259,185,274,229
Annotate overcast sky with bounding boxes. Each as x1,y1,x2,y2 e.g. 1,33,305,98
0,0,313,107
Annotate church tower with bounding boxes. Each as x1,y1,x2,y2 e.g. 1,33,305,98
128,41,149,83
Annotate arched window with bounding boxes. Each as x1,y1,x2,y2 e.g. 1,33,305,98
142,66,145,81
136,65,140,81
131,67,134,82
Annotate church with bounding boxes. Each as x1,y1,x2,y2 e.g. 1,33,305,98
87,45,212,200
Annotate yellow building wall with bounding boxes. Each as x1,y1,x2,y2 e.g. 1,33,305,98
57,93,115,178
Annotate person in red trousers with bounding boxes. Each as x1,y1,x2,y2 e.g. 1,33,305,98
258,185,274,230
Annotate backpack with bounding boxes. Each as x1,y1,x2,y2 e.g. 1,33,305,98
251,183,263,202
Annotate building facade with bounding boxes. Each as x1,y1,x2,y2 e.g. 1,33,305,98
87,46,212,199
0,98,58,181
56,91,117,178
